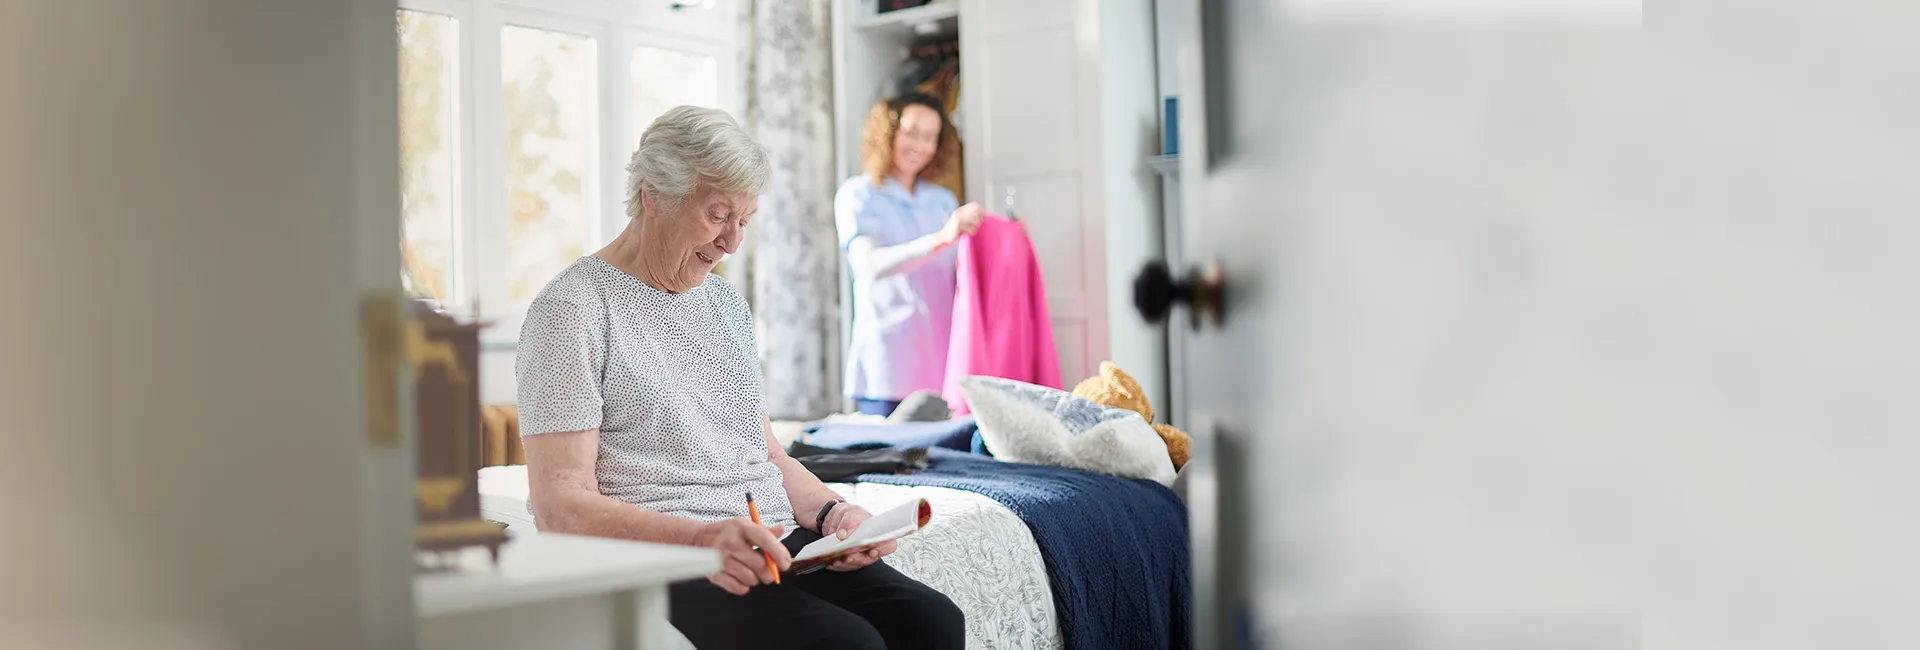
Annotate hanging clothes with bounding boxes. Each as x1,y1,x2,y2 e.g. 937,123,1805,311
915,60,954,97
883,56,941,97
881,39,955,98
941,214,1062,414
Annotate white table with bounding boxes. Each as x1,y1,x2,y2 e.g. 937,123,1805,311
416,533,719,650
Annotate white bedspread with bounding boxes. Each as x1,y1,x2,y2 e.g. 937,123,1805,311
476,466,1062,650
827,482,1061,650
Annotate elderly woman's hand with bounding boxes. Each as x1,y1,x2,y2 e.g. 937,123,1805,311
692,518,791,595
820,503,898,572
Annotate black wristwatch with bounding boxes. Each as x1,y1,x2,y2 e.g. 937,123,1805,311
815,499,844,533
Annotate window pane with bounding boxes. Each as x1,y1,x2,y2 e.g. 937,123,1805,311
397,10,459,303
502,26,598,302
631,45,719,137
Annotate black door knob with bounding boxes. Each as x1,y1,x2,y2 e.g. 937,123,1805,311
1132,261,1183,324
1133,260,1225,328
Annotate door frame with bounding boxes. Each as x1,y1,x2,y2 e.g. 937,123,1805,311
352,0,418,646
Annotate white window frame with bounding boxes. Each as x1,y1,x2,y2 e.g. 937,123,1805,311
397,0,741,345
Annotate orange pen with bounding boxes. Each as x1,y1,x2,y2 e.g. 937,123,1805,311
744,492,781,585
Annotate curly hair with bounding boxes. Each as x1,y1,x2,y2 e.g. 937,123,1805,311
859,93,960,186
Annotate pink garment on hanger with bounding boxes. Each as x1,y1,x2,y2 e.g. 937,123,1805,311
942,214,1062,414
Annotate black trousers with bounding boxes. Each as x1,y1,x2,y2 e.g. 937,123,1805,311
668,528,966,650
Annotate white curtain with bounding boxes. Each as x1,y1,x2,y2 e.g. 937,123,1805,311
741,0,838,419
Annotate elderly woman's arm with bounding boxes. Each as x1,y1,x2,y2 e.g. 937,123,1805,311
763,418,843,534
763,418,898,571
523,428,701,542
525,427,791,595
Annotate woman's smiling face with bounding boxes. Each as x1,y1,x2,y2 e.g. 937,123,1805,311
643,184,757,292
891,103,942,179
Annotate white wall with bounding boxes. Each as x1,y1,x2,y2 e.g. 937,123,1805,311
1152,0,1188,426
0,1,410,647
1097,0,1171,414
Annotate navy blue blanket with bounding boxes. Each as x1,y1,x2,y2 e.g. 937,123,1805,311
856,448,1191,650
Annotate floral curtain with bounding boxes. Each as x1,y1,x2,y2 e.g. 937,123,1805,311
741,0,838,419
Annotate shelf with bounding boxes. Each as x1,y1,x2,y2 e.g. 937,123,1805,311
1148,154,1180,177
415,533,718,619
857,2,960,36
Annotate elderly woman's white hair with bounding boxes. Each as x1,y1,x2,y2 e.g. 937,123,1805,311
624,106,770,218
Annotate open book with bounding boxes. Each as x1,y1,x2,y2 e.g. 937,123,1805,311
788,498,933,574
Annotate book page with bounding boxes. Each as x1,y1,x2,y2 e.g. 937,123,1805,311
790,498,932,571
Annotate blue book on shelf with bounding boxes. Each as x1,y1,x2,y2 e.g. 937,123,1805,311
1162,96,1180,155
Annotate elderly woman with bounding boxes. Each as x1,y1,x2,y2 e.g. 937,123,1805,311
516,106,964,650
836,93,985,417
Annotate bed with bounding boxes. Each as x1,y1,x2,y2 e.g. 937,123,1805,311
475,413,1188,650
479,465,1065,649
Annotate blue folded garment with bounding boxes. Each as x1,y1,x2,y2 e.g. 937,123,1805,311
800,416,980,453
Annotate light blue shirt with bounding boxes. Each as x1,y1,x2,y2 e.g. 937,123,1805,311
835,176,959,401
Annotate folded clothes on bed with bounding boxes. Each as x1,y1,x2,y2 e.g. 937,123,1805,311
856,448,1192,650
786,441,931,482
801,415,982,453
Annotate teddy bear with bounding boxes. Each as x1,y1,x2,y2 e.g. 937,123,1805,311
1070,361,1192,470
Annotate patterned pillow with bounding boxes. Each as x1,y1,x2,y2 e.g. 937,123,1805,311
959,376,1177,485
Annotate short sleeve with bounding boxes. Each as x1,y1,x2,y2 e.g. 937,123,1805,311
835,180,876,251
515,297,606,435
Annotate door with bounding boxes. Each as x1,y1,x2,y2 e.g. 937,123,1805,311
1158,1,1900,649
1168,2,1645,647
0,2,412,648
961,0,1111,385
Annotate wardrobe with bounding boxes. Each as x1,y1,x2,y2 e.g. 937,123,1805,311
829,0,1169,414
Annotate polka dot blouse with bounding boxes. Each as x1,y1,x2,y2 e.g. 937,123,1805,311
515,256,796,530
